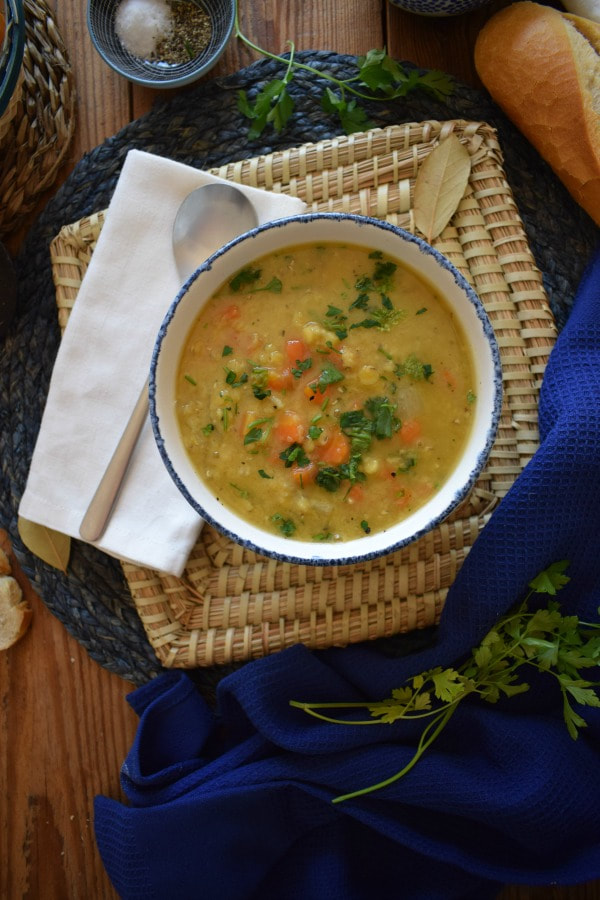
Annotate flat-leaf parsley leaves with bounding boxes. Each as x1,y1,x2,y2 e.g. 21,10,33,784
290,561,600,803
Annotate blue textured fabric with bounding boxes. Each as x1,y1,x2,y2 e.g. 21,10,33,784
94,250,600,899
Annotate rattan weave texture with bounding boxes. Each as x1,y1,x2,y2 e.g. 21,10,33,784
0,0,75,238
51,119,556,668
3,53,599,685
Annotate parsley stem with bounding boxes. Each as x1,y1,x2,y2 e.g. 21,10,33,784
233,3,393,104
332,705,457,804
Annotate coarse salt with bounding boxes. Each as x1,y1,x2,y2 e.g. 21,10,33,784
114,0,173,58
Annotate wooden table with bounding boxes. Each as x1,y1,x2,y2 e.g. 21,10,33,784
2,1,598,896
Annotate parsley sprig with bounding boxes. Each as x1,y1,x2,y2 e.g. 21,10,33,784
234,7,454,138
290,561,600,803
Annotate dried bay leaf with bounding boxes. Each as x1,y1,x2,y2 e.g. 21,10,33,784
17,517,70,573
414,133,471,243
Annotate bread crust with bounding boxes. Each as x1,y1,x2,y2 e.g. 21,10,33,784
474,1,600,225
0,575,32,651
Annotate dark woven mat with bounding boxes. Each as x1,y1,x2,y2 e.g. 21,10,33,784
1,52,598,687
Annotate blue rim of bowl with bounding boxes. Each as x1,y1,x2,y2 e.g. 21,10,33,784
150,212,504,566
86,0,236,89
0,0,25,119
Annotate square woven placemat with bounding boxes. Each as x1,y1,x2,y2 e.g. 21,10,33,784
49,120,556,668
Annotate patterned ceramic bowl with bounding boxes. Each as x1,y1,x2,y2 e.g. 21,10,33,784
151,213,502,566
388,0,491,15
87,0,235,88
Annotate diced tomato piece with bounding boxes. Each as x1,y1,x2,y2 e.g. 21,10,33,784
267,368,294,392
274,410,306,445
315,429,350,465
399,419,422,444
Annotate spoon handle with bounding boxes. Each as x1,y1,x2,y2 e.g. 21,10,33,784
79,378,150,542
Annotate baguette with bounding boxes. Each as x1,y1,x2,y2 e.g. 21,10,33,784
474,2,600,225
0,575,32,651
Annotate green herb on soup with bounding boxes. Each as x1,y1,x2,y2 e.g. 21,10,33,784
176,242,477,541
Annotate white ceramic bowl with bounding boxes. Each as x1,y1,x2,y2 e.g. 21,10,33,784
150,213,502,566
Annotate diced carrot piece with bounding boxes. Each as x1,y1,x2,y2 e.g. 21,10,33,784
221,304,241,321
304,381,332,402
274,410,306,445
346,484,364,503
394,488,413,508
292,461,317,486
442,369,457,390
267,368,294,391
399,419,422,444
316,429,351,465
284,338,309,366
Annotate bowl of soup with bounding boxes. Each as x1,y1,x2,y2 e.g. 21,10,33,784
150,213,502,566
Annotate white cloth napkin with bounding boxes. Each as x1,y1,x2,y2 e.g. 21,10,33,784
19,149,307,576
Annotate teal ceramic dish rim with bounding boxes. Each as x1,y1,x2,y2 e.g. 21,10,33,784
0,0,25,118
86,0,236,89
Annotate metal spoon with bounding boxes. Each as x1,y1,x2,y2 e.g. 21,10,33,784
79,183,258,543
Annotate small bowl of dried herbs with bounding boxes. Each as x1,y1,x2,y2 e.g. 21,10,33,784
87,0,235,88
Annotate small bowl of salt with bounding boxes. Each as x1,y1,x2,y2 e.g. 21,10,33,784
87,0,235,88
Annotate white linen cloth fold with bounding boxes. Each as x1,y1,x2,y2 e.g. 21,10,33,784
19,149,307,576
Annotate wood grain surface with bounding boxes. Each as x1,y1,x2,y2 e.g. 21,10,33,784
2,0,598,896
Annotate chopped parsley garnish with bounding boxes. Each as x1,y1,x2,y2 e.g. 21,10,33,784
244,417,273,446
467,390,477,404
351,302,404,332
229,482,249,499
250,365,272,400
249,276,283,294
229,267,262,292
339,396,400,453
315,456,365,493
365,396,400,440
202,423,215,436
271,514,296,537
224,367,248,386
416,307,428,315
316,361,344,392
184,374,197,385
279,442,311,468
252,384,272,400
322,307,348,340
222,345,233,357
308,424,323,440
349,292,370,311
258,469,273,479
360,520,371,534
394,453,416,473
291,357,313,378
395,354,434,381
373,259,397,286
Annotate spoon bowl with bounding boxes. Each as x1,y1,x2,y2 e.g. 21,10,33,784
173,183,258,281
79,181,258,542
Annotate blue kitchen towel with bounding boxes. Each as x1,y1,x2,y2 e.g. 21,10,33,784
94,249,600,899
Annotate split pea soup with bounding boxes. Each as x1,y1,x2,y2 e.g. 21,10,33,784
175,242,477,543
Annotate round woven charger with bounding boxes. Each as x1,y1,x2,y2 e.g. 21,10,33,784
2,53,598,686
0,0,76,238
